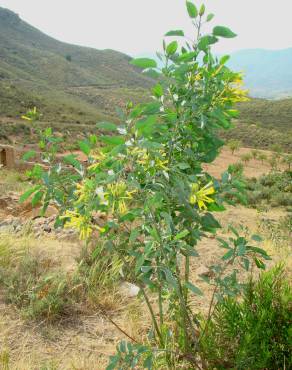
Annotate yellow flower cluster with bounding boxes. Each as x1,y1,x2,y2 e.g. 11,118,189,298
106,181,136,215
87,151,107,171
189,181,215,210
61,210,93,240
129,147,168,171
21,107,40,122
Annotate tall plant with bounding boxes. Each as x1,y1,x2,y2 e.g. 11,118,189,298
22,2,271,368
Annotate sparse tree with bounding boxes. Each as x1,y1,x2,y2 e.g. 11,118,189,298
258,152,267,164
251,149,259,160
282,154,292,171
227,139,241,155
241,153,252,164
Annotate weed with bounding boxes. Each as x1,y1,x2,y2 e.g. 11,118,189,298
200,265,292,369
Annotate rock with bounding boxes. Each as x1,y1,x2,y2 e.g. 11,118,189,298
119,282,140,298
196,265,212,278
43,224,52,233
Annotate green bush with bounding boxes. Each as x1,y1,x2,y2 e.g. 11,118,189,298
201,265,292,369
246,171,292,208
0,253,73,320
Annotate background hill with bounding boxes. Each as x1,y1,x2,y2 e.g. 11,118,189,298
0,7,152,124
0,7,291,152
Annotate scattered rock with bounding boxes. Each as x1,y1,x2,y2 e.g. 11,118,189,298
119,282,140,298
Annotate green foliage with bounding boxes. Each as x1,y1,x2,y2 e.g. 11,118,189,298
222,122,292,153
200,265,292,369
23,2,270,368
213,26,237,38
246,170,292,209
0,247,72,320
240,152,252,163
227,139,241,154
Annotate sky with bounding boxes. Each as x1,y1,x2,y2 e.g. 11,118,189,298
0,0,292,56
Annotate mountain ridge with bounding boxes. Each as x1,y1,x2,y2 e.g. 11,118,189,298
0,6,153,123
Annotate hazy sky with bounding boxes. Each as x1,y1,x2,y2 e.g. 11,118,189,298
0,0,291,55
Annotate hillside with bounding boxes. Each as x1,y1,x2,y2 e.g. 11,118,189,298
228,48,292,99
221,98,292,152
0,7,153,123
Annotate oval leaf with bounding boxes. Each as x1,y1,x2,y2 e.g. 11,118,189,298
186,1,198,18
96,122,117,131
22,150,36,161
166,41,178,55
213,26,237,38
131,58,157,69
165,30,185,37
185,282,203,296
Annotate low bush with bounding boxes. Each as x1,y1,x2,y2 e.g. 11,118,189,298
0,250,73,320
246,170,292,209
201,265,292,369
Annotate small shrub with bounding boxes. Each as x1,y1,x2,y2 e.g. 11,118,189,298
258,152,267,164
227,139,241,155
251,149,259,160
240,152,252,164
2,253,73,320
201,265,292,369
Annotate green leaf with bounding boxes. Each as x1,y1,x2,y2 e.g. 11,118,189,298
152,83,163,98
186,1,198,18
100,136,125,146
31,190,44,207
242,258,250,271
165,30,185,37
22,150,36,161
177,162,190,170
96,122,117,131
222,249,234,261
252,234,263,242
199,4,205,16
144,354,153,369
185,282,203,296
213,26,237,38
201,213,221,230
206,13,215,22
177,51,197,62
254,258,266,270
131,58,157,69
166,41,178,55
238,243,246,256
136,115,157,136
63,154,82,169
198,35,218,50
78,141,91,156
220,55,230,65
19,185,41,203
174,229,189,240
162,268,179,291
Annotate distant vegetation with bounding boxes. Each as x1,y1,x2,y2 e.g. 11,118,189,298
222,98,292,152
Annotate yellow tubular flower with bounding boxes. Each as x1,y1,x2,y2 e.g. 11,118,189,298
190,181,215,210
106,181,136,215
88,151,107,171
61,210,92,240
